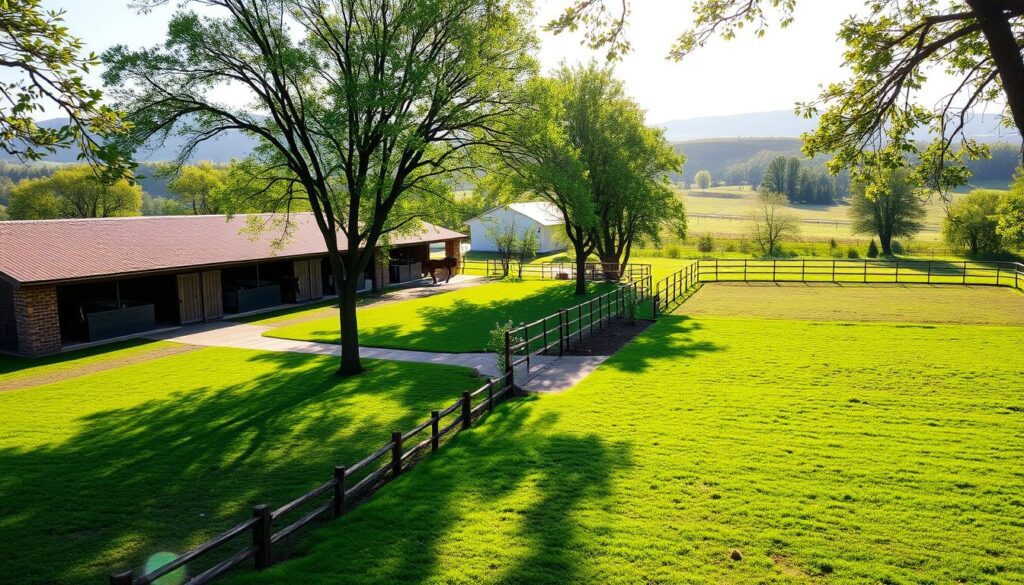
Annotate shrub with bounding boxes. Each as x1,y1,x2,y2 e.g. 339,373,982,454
738,238,751,254
487,320,523,378
891,240,904,255
943,190,1004,256
623,290,638,323
665,245,681,259
724,242,736,253
697,234,715,254
847,247,860,259
829,238,838,251
867,239,879,258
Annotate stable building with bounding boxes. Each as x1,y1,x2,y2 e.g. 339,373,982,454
0,213,464,356
466,202,566,255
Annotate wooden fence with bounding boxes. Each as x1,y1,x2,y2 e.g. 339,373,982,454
461,259,651,283
506,275,654,371
109,370,514,585
653,259,1024,313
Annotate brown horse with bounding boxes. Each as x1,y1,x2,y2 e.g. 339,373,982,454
423,256,458,284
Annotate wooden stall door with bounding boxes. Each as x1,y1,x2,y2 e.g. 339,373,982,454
293,260,311,302
307,259,324,299
177,273,203,324
202,271,223,320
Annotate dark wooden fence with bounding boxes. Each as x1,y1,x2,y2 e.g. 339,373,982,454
109,370,514,585
506,275,654,371
697,258,1024,288
461,259,651,283
653,259,1024,313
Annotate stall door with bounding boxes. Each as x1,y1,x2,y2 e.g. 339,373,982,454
177,273,203,324
307,259,324,299
202,271,223,320
293,260,311,302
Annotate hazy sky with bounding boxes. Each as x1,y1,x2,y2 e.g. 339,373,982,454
43,0,866,123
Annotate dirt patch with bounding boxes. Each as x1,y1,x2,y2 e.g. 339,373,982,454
0,343,200,392
564,318,654,356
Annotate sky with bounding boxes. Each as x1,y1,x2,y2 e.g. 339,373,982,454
41,0,866,123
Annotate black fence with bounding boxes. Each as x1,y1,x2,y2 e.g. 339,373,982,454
506,275,654,373
109,370,514,585
461,259,651,283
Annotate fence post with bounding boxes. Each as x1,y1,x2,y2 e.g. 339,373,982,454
430,410,440,451
863,260,868,284
831,259,836,283
558,310,565,356
461,391,472,429
487,379,495,412
996,265,1001,286
503,330,511,378
743,259,748,282
332,466,347,518
715,258,719,281
390,431,404,477
772,259,777,282
963,261,968,284
542,317,549,353
801,259,806,282
252,504,272,570
895,260,900,283
927,261,931,284
109,572,133,585
578,305,584,341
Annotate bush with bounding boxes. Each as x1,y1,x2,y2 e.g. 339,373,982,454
867,239,879,258
487,320,522,378
724,242,736,253
697,234,715,254
664,245,681,259
738,238,751,254
847,247,860,259
829,238,838,251
891,240,904,255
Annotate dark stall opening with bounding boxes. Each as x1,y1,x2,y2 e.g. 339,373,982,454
221,262,284,314
388,244,429,284
57,275,177,343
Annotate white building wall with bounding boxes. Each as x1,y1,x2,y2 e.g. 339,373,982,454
467,207,566,254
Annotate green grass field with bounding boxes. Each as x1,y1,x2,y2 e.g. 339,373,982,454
0,346,483,585
264,280,612,352
224,287,1024,585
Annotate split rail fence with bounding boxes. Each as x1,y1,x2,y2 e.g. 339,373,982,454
653,258,1024,313
461,259,651,283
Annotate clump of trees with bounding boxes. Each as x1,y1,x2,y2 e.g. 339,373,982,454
997,178,1024,251
7,165,142,219
750,192,798,256
486,221,539,279
760,156,837,204
943,190,1007,256
849,170,926,256
488,63,685,295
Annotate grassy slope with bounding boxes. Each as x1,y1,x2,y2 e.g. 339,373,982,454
0,347,483,585
228,314,1024,585
264,280,612,352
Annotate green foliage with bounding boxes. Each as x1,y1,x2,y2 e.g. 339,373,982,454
0,0,131,177
693,170,712,189
996,175,1024,250
750,191,798,256
696,233,715,254
866,238,879,258
486,320,521,377
165,161,231,215
664,244,681,259
7,165,141,219
849,169,926,255
943,190,1005,256
846,247,860,259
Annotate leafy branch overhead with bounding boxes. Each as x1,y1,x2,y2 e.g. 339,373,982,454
548,1,1024,193
0,0,131,178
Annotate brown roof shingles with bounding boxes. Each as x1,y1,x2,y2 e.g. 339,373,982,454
0,213,464,285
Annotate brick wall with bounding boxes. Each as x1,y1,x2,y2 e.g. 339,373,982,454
13,286,61,355
445,239,463,276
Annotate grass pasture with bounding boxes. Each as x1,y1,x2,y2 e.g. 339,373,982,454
224,285,1024,585
264,279,613,352
0,346,484,585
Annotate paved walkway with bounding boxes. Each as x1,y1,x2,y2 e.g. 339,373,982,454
146,320,604,392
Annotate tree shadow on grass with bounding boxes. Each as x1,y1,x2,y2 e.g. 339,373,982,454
599,315,722,374
0,350,483,585
228,397,632,585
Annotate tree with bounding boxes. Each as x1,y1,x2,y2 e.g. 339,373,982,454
549,1,1024,191
0,0,130,176
694,170,712,189
849,169,926,255
513,227,540,279
996,177,1024,250
165,162,230,215
943,190,1005,256
485,220,519,278
7,165,142,219
867,238,880,258
105,0,536,376
759,156,789,198
750,191,798,256
784,157,800,202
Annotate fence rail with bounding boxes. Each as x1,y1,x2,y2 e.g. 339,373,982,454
461,260,651,283
109,370,514,585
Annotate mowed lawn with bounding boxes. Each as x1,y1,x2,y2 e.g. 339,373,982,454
264,280,612,352
227,289,1024,585
0,345,484,585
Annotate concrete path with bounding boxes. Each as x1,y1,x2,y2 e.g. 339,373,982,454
146,320,603,392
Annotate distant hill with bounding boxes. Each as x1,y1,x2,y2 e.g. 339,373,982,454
671,137,805,185
657,110,1020,143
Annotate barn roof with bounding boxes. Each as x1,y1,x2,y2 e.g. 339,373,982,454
0,213,464,286
469,202,564,227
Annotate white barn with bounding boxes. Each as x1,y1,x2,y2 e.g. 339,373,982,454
466,202,566,254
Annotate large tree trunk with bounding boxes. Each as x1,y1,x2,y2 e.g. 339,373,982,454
969,1,1024,157
880,233,893,256
574,251,588,295
337,274,363,376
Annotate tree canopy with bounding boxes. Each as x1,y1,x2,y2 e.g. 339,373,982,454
7,165,142,219
549,1,1024,192
849,169,926,255
943,189,1005,256
106,0,536,375
0,0,130,177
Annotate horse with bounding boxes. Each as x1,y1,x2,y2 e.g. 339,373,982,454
422,256,459,284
